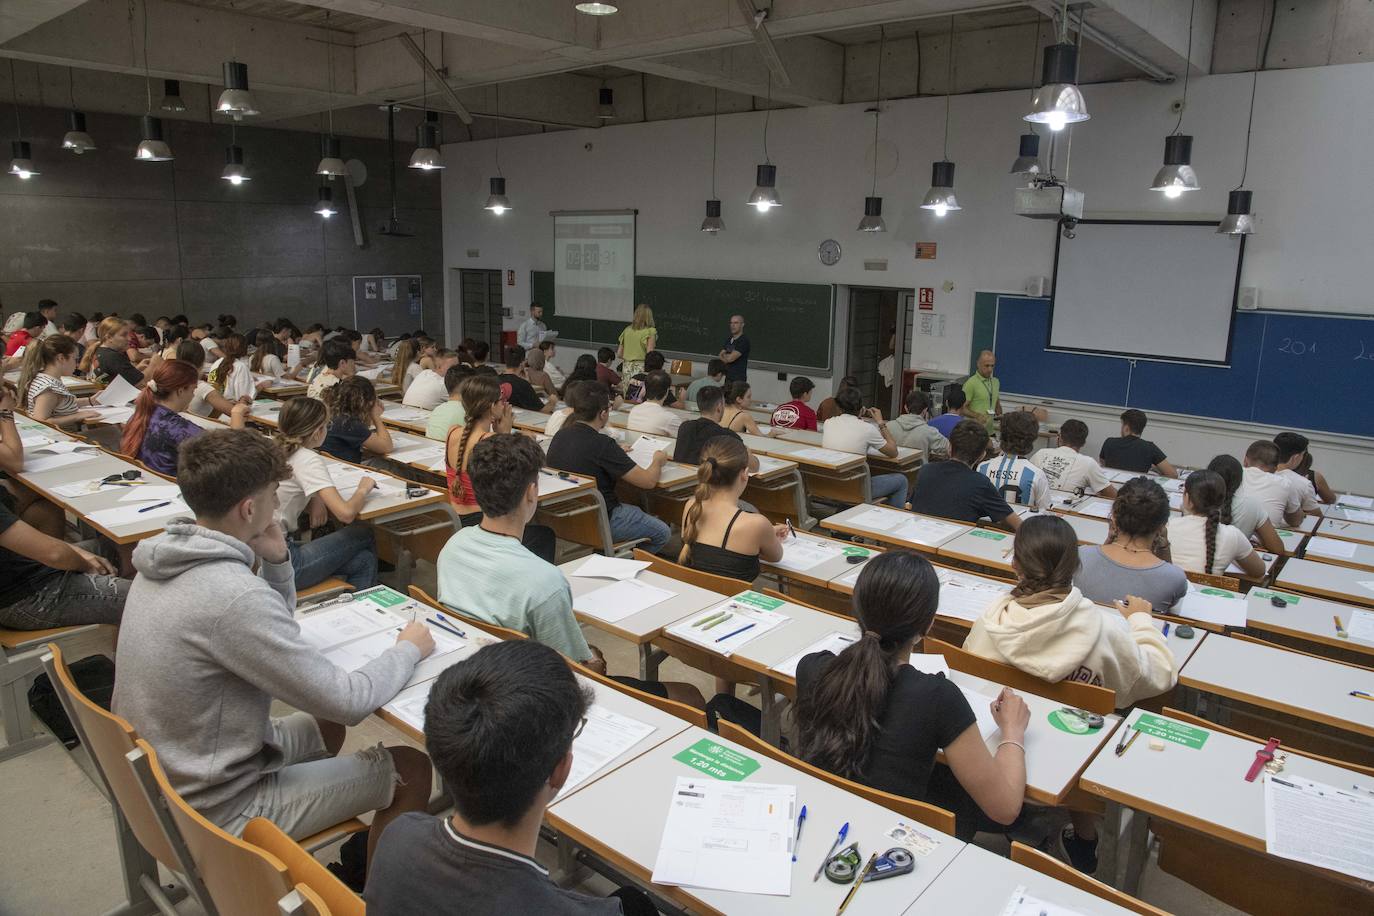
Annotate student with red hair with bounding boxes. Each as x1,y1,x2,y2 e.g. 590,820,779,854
122,360,248,475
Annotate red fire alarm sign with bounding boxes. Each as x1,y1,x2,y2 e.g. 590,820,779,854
918,287,935,310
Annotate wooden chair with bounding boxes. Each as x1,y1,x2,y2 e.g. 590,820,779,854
632,548,748,595
408,584,528,642
571,660,707,729
1184,570,1242,591
1008,842,1168,915
921,637,1117,715
669,359,693,376
244,818,362,916
716,719,956,836
297,578,353,606
128,738,306,916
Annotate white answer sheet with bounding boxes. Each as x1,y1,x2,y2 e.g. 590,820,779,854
664,594,789,656
1305,536,1359,560
958,685,1002,741
1000,886,1088,916
935,569,1011,622
297,601,406,650
557,705,656,798
571,556,652,581
573,578,676,624
95,374,140,407
537,470,584,496
627,435,672,469
1177,587,1249,628
771,535,845,573
652,777,796,896
86,498,189,527
1347,609,1374,643
1338,495,1374,509
787,446,855,465
771,631,858,678
1264,774,1374,882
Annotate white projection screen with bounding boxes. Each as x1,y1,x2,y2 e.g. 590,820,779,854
553,210,636,322
1048,221,1245,364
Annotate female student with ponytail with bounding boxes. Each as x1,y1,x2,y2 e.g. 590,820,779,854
678,436,785,582
173,340,241,419
1167,469,1265,578
390,338,424,394
248,328,295,380
121,360,249,474
1206,454,1285,556
208,332,267,402
794,550,1030,840
19,337,101,428
81,317,161,387
271,397,379,590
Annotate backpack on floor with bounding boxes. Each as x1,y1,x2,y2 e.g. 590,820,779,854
27,655,116,749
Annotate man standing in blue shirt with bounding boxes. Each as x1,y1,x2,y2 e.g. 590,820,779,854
719,313,750,382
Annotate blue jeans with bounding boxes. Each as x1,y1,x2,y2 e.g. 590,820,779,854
871,473,909,509
609,503,671,555
287,524,379,592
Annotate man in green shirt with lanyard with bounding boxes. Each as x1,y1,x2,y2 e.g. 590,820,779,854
961,349,1001,434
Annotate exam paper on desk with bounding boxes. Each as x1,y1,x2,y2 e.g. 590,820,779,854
771,631,858,678
557,705,656,799
1177,587,1248,628
85,499,189,528
537,472,584,497
1000,886,1089,916
1264,773,1374,883
957,684,1002,742
627,435,672,469
1338,495,1374,510
771,536,845,573
570,556,651,581
933,570,1012,622
573,578,676,624
664,595,789,656
652,777,796,896
324,624,468,690
1305,536,1360,561
1347,609,1374,643
298,602,410,650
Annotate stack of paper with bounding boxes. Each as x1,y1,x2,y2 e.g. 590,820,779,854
537,471,583,497
1306,536,1359,560
571,556,651,581
557,705,657,798
652,778,796,896
573,578,675,624
1264,773,1374,882
771,631,859,677
382,405,430,423
663,592,789,655
1177,586,1248,628
935,569,1012,622
892,516,968,547
627,435,672,469
1338,494,1374,510
845,506,906,531
771,536,845,573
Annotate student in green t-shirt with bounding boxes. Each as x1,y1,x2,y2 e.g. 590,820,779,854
616,304,657,384
961,349,1001,434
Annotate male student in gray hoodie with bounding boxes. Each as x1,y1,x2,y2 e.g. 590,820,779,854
889,390,949,463
113,429,435,864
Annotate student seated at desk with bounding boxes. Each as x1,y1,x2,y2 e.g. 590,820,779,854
770,376,819,432
823,387,908,508
57,311,88,364
539,340,565,388
272,397,379,591
18,336,101,429
720,380,769,437
1207,454,1285,555
424,364,472,441
121,360,249,475
795,550,1030,841
673,384,757,471
977,410,1050,512
0,385,67,537
889,390,948,462
815,375,857,424
928,387,965,439
112,430,435,855
404,348,461,411
306,338,356,400
209,333,269,403
966,515,1175,871
1030,419,1116,498
626,370,683,437
910,420,1020,529
1293,449,1336,506
160,324,188,361
173,341,242,420
1098,409,1177,477
389,338,424,395
678,437,784,582
519,347,556,402
1238,440,1304,530
247,329,293,381
343,329,380,368
624,351,679,407
81,316,161,389
4,311,44,357
1167,470,1264,578
1076,478,1187,613
685,358,726,407
594,346,621,391
1273,431,1327,514
499,345,557,414
320,377,393,464
546,381,671,556
364,640,659,916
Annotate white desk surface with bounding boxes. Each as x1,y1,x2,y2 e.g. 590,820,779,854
730,598,858,678
822,504,972,552
547,725,964,916
908,841,1142,915
1317,517,1374,546
378,401,432,431
1274,526,1308,555
1303,536,1374,573
1321,506,1374,527
1244,588,1374,657
5,371,96,393
1282,514,1320,534
937,528,1015,572
1158,619,1208,670
770,425,920,464
612,406,865,472
1079,708,1374,856
1274,557,1374,609
1056,513,1111,546
1179,633,1374,739
510,406,549,432
560,559,726,643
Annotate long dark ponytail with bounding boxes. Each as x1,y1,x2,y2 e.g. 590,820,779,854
678,436,750,565
1185,469,1228,574
794,551,940,780
1206,454,1242,526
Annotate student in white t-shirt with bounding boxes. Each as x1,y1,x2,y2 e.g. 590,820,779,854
977,410,1050,511
1167,470,1264,578
1206,454,1285,556
208,333,269,403
1031,419,1117,497
1273,432,1323,515
402,349,461,410
247,329,296,381
1237,440,1304,529
271,397,379,591
626,371,683,437
173,341,241,418
821,387,907,508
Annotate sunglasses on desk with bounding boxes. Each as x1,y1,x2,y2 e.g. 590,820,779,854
101,470,145,486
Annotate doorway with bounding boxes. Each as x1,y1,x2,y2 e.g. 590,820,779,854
845,287,913,417
457,268,504,346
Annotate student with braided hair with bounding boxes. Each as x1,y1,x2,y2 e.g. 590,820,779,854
1167,470,1264,578
966,514,1175,870
678,436,786,582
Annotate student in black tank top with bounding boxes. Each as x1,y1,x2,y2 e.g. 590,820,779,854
678,437,788,584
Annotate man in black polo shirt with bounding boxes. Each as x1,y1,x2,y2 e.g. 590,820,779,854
719,313,750,383
498,345,558,414
674,384,758,471
909,420,1021,530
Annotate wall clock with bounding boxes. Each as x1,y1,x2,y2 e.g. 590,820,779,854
818,239,842,266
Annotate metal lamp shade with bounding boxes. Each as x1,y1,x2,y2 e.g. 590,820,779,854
700,199,724,233
216,62,259,119
316,136,346,177
409,122,444,170
221,145,250,184
1150,135,1199,197
1010,133,1044,176
857,196,886,232
160,79,186,112
62,111,96,154
1217,189,1255,236
315,186,337,217
484,177,511,214
1025,43,1089,131
747,163,781,211
135,116,173,161
920,161,960,214
8,141,38,179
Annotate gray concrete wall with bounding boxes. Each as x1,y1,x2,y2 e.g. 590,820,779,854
0,104,444,335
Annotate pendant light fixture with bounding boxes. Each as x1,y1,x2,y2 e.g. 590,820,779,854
316,27,345,177
61,69,96,154
574,2,618,15
216,60,259,120
857,27,887,232
921,18,960,216
133,1,172,161
314,185,336,217
484,85,511,214
6,61,37,179
1009,26,1044,180
597,86,615,121
1151,0,1199,198
1025,0,1088,132
701,90,724,233
747,74,780,212
221,118,249,184
159,79,186,112
1218,3,1266,235
408,34,444,171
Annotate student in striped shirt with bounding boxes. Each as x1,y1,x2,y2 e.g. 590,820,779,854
977,410,1050,511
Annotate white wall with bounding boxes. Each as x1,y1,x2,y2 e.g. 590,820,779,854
441,62,1374,486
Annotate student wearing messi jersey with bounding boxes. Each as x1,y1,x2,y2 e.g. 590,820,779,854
977,410,1050,511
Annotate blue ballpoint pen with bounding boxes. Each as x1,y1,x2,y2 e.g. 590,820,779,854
792,805,807,862
428,616,466,638
813,822,849,882
136,500,172,514
715,622,756,643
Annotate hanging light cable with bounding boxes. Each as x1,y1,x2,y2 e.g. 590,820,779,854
1218,2,1266,235
484,84,511,213
747,72,781,212
858,26,887,232
921,17,961,216
1151,0,1199,198
1010,18,1043,181
61,67,96,154
316,20,346,177
134,0,172,162
1025,0,1089,132
409,30,444,170
701,89,724,232
8,60,38,179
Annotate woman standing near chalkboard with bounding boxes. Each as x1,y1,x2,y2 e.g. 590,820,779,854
617,304,657,387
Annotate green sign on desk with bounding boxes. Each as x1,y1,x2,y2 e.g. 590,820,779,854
1131,713,1209,750
968,529,1008,541
360,588,408,609
1252,589,1300,606
842,546,871,558
732,591,785,611
673,739,760,781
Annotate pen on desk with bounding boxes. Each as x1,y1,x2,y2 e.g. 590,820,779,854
701,612,733,632
428,616,466,639
1115,727,1142,757
835,853,877,916
1350,690,1374,702
812,822,849,882
715,622,755,643
1162,622,1170,638
136,500,172,514
791,805,806,862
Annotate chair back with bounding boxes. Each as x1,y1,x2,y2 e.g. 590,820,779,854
921,637,1116,715
277,885,330,916
1008,842,1168,915
129,738,296,916
1184,570,1242,591
715,720,956,837
408,585,527,642
570,660,706,729
669,359,693,376
632,549,747,595
244,818,363,916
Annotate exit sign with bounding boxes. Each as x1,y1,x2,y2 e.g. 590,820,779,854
918,287,935,310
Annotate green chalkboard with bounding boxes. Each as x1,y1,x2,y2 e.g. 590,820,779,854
532,271,833,372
